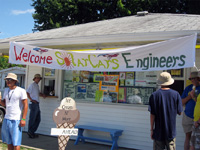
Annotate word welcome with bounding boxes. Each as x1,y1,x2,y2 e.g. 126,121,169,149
14,46,52,64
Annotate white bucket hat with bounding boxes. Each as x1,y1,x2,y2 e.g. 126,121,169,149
33,74,42,81
4,73,18,82
157,72,174,86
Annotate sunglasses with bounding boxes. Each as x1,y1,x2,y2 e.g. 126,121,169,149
189,77,197,80
6,78,14,82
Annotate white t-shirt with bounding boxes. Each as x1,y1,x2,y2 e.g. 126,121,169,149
26,82,40,103
3,86,27,120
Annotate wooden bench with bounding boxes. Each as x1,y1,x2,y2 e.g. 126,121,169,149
74,125,123,150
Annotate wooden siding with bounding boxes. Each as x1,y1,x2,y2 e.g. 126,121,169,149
74,103,184,150
25,65,42,89
24,65,188,150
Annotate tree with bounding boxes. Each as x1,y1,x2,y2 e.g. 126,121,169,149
0,56,25,70
185,0,200,14
31,0,200,32
32,0,131,31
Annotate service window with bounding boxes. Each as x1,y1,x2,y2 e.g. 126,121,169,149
167,69,185,95
62,70,161,105
42,68,56,96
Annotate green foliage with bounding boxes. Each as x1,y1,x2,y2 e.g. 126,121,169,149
0,56,25,70
32,0,133,31
31,0,200,32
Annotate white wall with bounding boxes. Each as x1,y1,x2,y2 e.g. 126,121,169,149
25,65,43,90
195,50,200,70
72,103,184,150
24,99,185,150
24,65,186,150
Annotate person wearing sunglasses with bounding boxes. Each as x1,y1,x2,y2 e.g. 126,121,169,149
182,71,200,150
0,73,28,150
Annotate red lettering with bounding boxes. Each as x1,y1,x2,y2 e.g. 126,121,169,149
14,46,24,61
39,56,46,64
13,46,53,65
35,56,39,63
46,56,53,64
28,50,31,62
22,53,28,62
30,55,35,63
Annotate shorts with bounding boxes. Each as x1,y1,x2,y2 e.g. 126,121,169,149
153,138,176,150
190,124,200,149
182,112,194,133
1,119,22,146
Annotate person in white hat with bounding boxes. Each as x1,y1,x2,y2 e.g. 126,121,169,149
181,71,200,150
27,74,45,138
148,72,183,150
0,73,28,150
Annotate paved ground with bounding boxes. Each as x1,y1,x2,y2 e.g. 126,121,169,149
0,129,133,150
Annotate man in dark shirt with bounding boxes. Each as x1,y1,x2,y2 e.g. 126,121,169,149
148,72,183,150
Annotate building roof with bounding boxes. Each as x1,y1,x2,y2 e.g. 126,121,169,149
0,67,26,74
1,13,200,52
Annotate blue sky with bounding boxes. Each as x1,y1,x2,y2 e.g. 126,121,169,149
0,0,35,39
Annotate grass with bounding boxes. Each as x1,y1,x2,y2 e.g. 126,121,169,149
0,142,35,150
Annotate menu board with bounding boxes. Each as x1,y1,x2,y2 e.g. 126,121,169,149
86,83,99,100
125,72,134,86
63,82,99,101
63,82,76,98
98,75,119,103
93,74,104,82
135,71,158,87
99,75,119,92
76,84,87,99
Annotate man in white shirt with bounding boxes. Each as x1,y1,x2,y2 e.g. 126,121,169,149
0,73,28,150
27,74,44,138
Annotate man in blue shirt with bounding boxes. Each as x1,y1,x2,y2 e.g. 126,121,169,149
181,71,200,150
149,72,183,150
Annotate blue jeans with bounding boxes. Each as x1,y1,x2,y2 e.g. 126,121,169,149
28,103,41,134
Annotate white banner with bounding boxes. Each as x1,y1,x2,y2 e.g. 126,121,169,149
9,34,197,71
